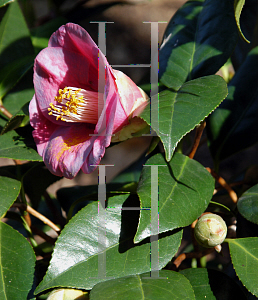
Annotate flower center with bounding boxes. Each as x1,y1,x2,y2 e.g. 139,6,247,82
48,87,104,124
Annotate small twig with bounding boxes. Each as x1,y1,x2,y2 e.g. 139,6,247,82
23,212,32,227
26,205,61,233
214,180,244,194
0,105,13,119
206,168,238,204
15,201,32,227
173,248,214,269
188,121,206,159
12,203,60,233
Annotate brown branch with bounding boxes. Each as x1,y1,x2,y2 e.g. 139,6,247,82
214,180,244,194
26,205,61,233
173,248,214,269
206,168,238,204
188,121,206,159
12,203,60,233
23,212,32,227
0,105,12,119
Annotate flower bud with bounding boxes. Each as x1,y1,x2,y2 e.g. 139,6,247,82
194,213,227,248
47,288,88,300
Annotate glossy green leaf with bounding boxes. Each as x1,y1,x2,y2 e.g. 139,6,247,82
237,184,258,224
0,176,20,219
234,0,249,43
0,222,36,300
0,129,42,161
0,0,13,7
35,194,182,294
207,46,258,164
90,270,195,300
0,1,34,71
0,55,34,99
57,182,136,218
181,268,247,300
141,75,227,161
159,0,238,89
135,152,214,243
2,70,34,117
180,269,216,300
228,237,258,297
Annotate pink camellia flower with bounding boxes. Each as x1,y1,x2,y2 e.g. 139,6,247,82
29,23,148,179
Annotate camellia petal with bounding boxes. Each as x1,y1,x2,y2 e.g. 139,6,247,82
29,23,148,178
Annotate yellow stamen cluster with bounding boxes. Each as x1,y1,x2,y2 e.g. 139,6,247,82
48,87,103,124
48,87,84,122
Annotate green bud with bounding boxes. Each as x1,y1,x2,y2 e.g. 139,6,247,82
194,213,227,248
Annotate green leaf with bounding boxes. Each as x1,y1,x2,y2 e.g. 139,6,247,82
2,70,34,117
207,47,258,164
234,0,250,43
1,115,26,135
57,183,135,218
228,237,258,297
90,270,195,300
0,129,42,161
0,176,20,219
0,0,13,7
141,75,227,161
180,269,216,300
159,0,238,89
237,184,258,225
0,222,36,300
35,194,182,294
0,1,34,71
135,152,214,243
1,103,30,135
0,55,34,99
181,268,247,299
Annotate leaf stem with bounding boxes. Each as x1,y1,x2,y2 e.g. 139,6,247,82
12,203,61,233
188,121,206,159
206,168,238,204
0,104,13,119
27,205,61,233
20,215,38,248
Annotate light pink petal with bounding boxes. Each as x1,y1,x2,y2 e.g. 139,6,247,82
42,124,95,178
113,70,144,117
48,23,103,68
